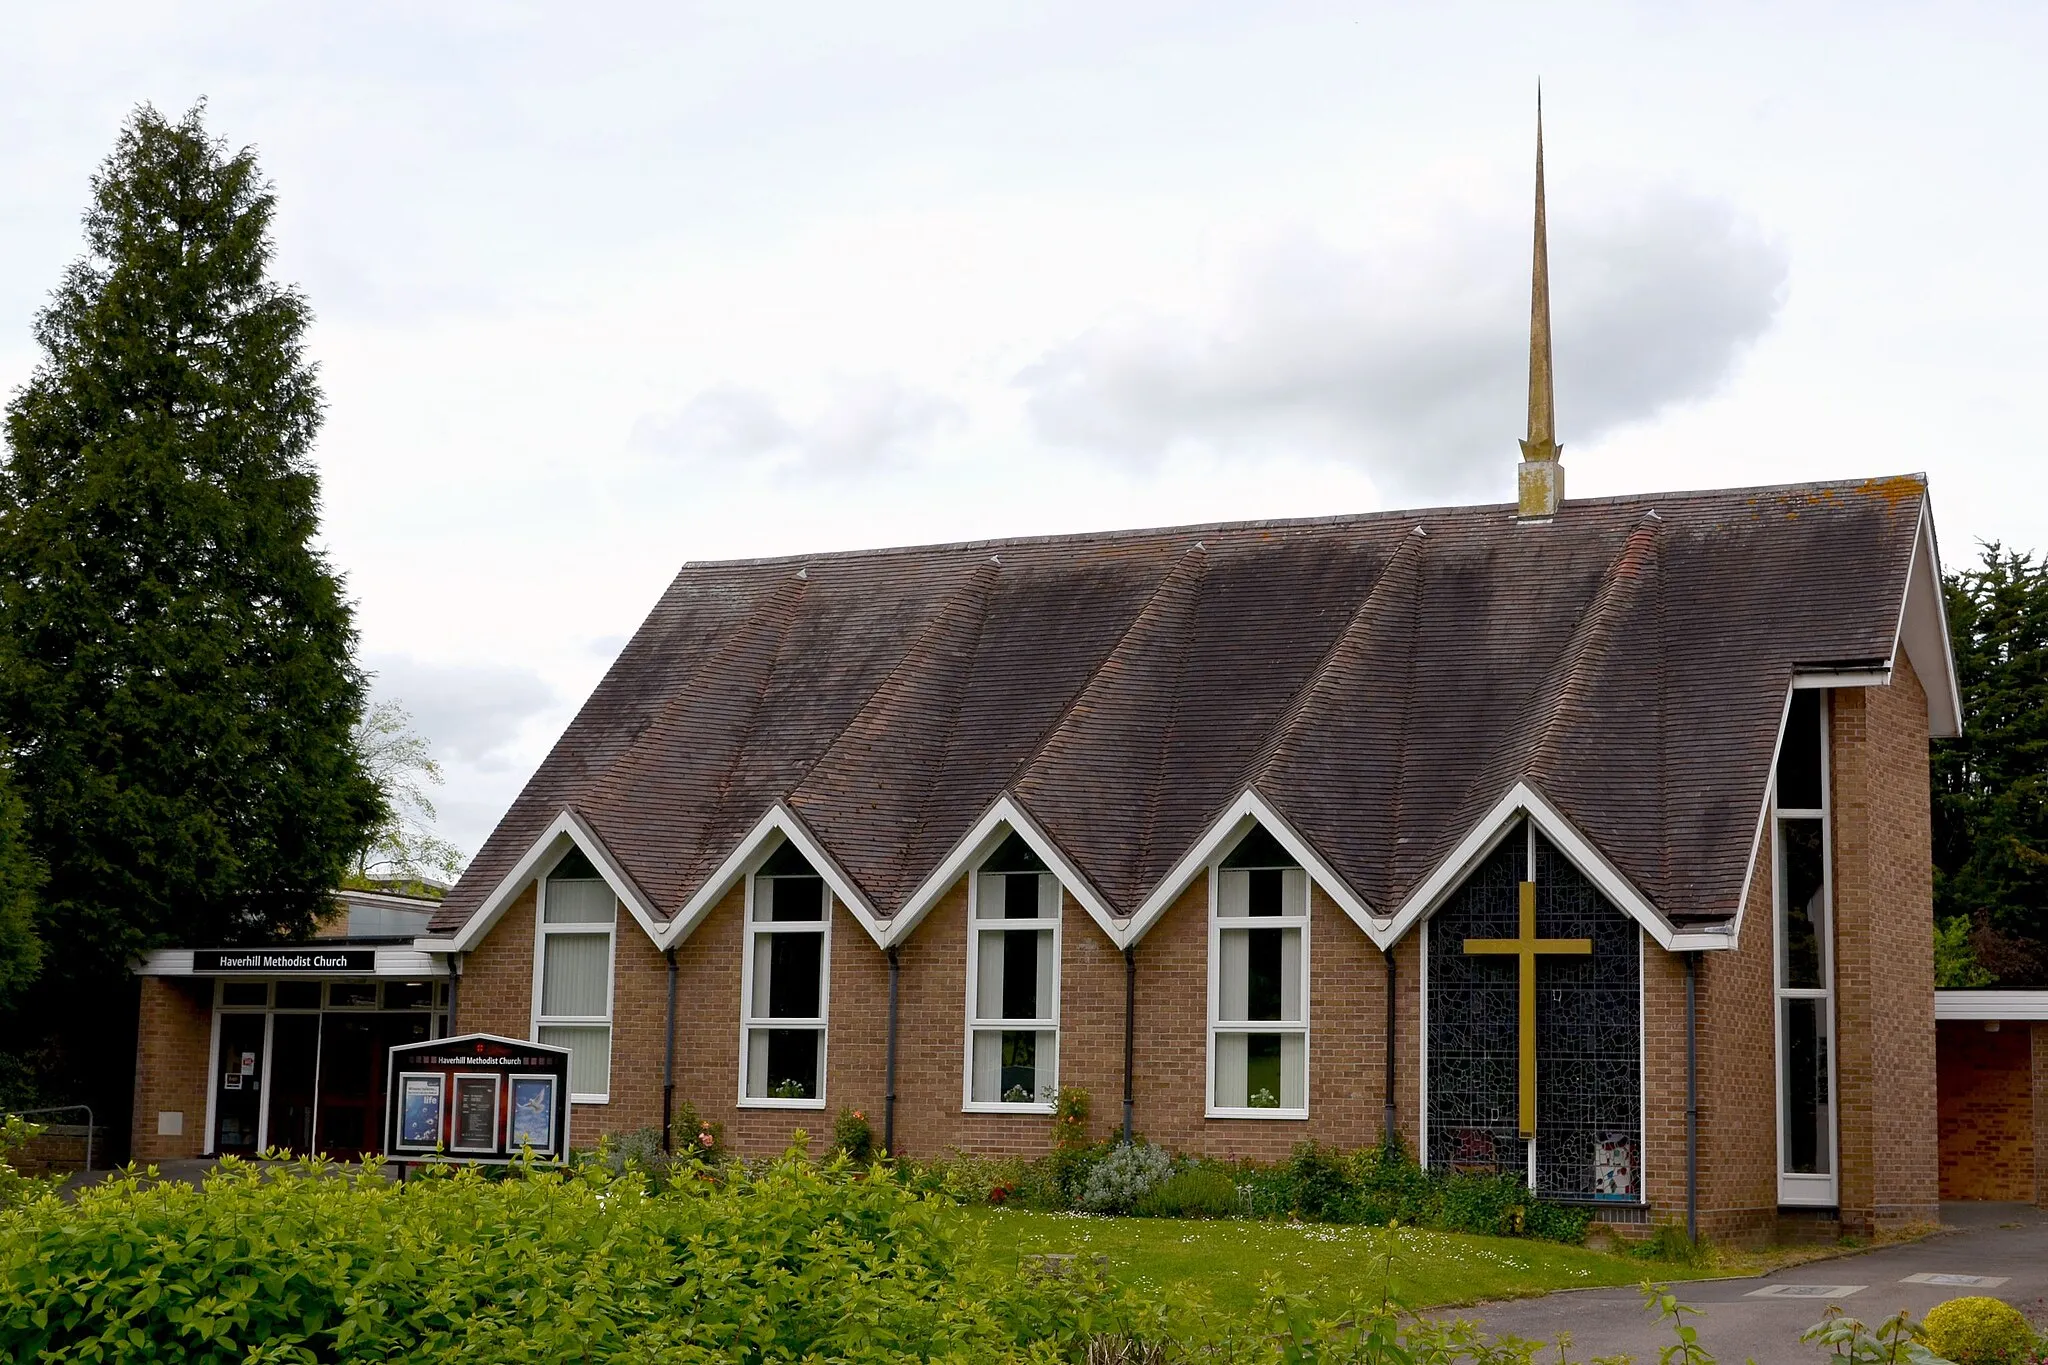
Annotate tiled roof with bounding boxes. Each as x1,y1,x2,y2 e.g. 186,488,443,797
432,476,1930,938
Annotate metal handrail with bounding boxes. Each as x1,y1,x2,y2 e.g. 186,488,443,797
6,1104,95,1175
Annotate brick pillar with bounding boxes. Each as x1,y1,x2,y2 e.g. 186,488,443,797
1830,662,1940,1232
130,976,213,1162
2035,1022,2048,1208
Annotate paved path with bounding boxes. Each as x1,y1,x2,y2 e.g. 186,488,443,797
1435,1203,2048,1362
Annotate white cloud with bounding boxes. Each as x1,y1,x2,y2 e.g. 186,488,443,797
633,376,962,475
1017,189,1788,502
363,654,556,773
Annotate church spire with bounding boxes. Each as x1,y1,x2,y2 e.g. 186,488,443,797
1517,89,1564,521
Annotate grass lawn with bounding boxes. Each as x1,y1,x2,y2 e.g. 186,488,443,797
959,1208,1716,1314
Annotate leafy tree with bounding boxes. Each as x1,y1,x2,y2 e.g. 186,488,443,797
350,698,465,886
0,103,382,1107
1932,543,2048,985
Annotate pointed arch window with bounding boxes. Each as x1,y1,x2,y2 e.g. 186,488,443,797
532,847,617,1104
1208,825,1309,1118
965,832,1060,1111
741,841,830,1108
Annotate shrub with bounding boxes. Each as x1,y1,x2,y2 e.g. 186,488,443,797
0,1147,1188,1363
668,1100,729,1166
834,1106,876,1163
1076,1141,1175,1214
0,1115,54,1209
1921,1295,2038,1365
1133,1163,1241,1218
1284,1141,1356,1221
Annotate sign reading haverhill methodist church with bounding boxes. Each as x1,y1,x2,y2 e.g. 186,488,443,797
193,948,376,972
383,1033,570,1165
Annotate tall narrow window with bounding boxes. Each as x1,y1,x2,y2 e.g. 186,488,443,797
1774,688,1836,1206
1210,825,1309,1117
742,842,829,1106
534,848,617,1103
966,832,1059,1110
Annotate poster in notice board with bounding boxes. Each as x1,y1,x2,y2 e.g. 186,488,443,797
383,1034,570,1164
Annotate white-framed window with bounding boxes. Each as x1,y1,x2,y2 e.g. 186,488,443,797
532,847,618,1104
740,841,830,1108
1773,688,1837,1207
965,833,1060,1112
1208,824,1309,1118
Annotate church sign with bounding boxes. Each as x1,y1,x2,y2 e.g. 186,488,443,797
383,1033,571,1164
194,948,376,973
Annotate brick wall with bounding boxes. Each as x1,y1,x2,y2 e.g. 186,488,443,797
1692,817,1782,1243
454,859,1417,1161
129,975,213,1162
446,672,1943,1220
1832,661,1940,1231
1936,1020,2034,1201
457,883,535,1040
2036,1023,2048,1210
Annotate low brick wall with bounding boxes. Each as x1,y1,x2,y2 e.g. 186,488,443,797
9,1123,105,1176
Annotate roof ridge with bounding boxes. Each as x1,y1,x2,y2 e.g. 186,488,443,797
583,571,810,910
788,558,1003,910
1517,513,1666,797
1006,538,1211,795
662,473,1929,571
1010,538,1212,913
1243,526,1427,797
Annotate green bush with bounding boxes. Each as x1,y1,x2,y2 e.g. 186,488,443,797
0,1148,1182,1363
1283,1141,1356,1221
0,1115,55,1209
1132,1163,1241,1218
834,1106,876,1163
1075,1141,1174,1214
1921,1295,2038,1365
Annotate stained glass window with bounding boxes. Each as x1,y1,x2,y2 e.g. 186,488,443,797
1426,820,1642,1201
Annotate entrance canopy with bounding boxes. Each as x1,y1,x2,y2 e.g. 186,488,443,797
136,939,451,1160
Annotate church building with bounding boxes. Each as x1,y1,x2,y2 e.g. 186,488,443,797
129,119,1962,1243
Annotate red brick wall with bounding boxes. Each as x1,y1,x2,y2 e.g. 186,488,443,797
1832,661,1940,1231
1937,1020,2034,1201
130,976,213,1162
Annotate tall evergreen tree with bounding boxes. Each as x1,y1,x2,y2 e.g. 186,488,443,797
1933,542,2048,985
0,104,381,1107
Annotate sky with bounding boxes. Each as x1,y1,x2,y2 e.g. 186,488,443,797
4,2,2045,863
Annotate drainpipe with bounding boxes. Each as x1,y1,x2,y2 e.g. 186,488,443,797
447,952,463,1034
662,947,678,1153
884,946,901,1156
1383,948,1398,1148
1685,951,1699,1244
1122,946,1137,1144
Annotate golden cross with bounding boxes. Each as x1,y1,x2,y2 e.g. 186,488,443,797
1463,881,1590,1139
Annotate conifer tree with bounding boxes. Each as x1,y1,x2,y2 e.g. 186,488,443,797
0,104,381,1096
1934,543,2048,985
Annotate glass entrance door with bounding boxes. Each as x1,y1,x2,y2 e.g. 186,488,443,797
316,1012,431,1158
213,1014,268,1155
267,1014,321,1154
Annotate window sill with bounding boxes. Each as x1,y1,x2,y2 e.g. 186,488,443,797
962,1102,1056,1116
738,1097,827,1110
568,1093,609,1105
1206,1107,1308,1121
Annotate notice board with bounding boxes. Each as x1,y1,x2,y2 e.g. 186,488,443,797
384,1033,571,1164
